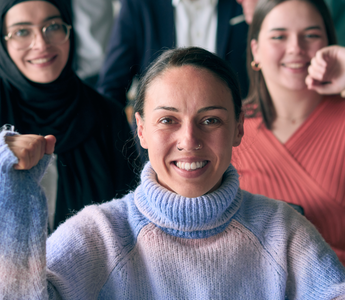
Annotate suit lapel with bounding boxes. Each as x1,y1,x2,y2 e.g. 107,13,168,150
155,0,176,48
217,0,242,57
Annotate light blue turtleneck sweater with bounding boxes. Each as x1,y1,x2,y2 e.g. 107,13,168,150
0,130,345,299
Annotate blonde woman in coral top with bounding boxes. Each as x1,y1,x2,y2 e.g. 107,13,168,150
231,0,345,266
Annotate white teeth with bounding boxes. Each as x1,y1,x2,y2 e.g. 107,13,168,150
176,161,207,171
284,63,304,69
30,57,53,64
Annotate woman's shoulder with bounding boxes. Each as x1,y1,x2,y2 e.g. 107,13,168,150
47,193,142,254
322,95,345,114
45,192,150,295
243,116,263,131
82,83,126,112
49,191,146,244
81,83,131,131
235,191,318,250
235,190,339,264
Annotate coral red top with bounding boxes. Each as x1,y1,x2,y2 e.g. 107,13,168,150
232,95,345,266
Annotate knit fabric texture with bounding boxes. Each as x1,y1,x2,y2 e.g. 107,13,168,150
232,96,345,265
1,129,345,299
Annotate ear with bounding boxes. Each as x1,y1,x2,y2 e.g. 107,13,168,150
233,112,244,147
135,112,148,149
250,38,260,63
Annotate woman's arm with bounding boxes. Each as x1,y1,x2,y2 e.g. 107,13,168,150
0,129,54,298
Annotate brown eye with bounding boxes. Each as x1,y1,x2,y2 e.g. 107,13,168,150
14,28,30,38
202,118,220,125
159,118,174,124
271,35,284,40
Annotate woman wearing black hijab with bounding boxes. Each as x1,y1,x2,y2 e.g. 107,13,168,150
0,0,139,230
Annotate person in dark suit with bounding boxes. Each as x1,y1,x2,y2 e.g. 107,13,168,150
96,0,249,108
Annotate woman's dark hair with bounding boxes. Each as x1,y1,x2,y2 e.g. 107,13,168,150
245,0,337,129
134,47,243,121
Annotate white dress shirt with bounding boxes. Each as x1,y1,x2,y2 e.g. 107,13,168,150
172,0,218,53
40,155,58,232
72,0,119,79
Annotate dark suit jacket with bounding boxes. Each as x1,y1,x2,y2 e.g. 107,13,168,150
97,0,249,106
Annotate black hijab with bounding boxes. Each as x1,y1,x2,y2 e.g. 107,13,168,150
0,0,139,229
0,0,94,153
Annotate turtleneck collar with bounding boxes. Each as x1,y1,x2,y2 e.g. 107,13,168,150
134,162,242,239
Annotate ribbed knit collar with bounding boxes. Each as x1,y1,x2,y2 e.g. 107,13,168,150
134,162,242,238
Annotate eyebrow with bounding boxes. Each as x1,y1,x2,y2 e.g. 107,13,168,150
154,105,228,113
8,15,62,28
269,25,323,32
197,106,228,113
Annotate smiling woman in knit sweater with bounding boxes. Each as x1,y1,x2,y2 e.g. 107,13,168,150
1,46,345,299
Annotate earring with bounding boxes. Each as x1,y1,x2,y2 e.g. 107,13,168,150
251,61,261,71
195,144,202,150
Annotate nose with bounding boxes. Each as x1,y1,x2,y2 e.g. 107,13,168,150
31,31,49,50
287,35,305,54
177,122,202,152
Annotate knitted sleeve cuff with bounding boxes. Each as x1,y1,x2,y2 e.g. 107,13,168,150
0,124,53,182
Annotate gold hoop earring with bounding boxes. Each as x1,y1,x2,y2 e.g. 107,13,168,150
251,61,261,71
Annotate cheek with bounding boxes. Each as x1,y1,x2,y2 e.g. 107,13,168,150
256,41,281,66
310,40,328,56
208,129,234,158
6,47,24,69
145,128,173,156
263,45,282,63
59,42,70,68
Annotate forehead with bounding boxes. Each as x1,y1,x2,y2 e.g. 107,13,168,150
144,65,234,112
260,0,324,31
4,1,60,26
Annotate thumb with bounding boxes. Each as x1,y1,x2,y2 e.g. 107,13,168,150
307,80,336,95
44,135,56,154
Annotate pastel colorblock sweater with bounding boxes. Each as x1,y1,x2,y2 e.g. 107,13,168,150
232,96,345,265
1,130,345,299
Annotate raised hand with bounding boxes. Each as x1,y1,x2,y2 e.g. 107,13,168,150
306,45,345,96
5,134,56,170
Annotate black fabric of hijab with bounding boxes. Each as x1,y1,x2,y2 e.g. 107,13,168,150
0,0,94,153
0,0,139,230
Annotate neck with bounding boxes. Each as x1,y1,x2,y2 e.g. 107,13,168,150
269,87,323,143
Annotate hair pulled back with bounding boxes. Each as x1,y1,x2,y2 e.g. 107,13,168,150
134,47,243,121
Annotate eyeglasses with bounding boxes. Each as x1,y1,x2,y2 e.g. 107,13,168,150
3,21,72,51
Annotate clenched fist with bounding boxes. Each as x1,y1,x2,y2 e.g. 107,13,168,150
5,134,56,170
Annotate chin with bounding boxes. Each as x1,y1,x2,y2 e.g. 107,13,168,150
28,75,60,84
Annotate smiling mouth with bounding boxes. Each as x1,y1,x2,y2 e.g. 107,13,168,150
175,161,208,171
282,62,306,69
29,56,55,64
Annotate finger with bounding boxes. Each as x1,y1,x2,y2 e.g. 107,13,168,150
308,65,325,82
12,146,39,170
44,135,56,155
308,58,327,81
7,135,46,170
305,75,314,89
314,49,328,66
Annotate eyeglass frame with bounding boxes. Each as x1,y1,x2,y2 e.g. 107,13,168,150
3,21,72,51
